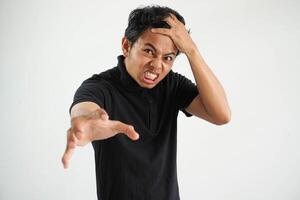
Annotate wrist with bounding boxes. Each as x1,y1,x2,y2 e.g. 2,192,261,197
185,45,200,59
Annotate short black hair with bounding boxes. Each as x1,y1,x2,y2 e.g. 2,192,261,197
124,5,187,55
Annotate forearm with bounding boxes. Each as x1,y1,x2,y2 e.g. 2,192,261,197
186,48,231,121
70,102,101,119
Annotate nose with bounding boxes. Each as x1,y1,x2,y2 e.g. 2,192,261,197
149,58,163,70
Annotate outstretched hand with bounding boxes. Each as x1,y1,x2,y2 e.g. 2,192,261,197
61,108,139,169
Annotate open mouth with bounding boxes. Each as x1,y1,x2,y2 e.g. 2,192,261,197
143,71,159,84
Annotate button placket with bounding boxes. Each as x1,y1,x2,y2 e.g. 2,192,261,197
141,90,151,129
146,91,156,132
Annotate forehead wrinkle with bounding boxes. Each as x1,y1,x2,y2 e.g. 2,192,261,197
144,42,176,56
136,29,177,55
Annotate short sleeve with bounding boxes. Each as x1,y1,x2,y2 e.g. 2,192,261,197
69,76,105,115
172,72,199,117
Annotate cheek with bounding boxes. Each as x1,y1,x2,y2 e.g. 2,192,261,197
129,54,144,73
163,64,173,73
136,58,150,71
159,66,172,79
134,61,147,80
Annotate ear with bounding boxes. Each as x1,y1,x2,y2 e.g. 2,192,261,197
121,37,131,57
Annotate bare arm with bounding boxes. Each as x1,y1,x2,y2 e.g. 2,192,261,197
185,49,231,125
151,14,231,125
70,101,100,118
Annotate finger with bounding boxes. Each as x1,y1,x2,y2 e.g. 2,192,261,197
165,14,185,29
75,131,84,140
62,146,74,169
100,113,109,120
62,141,76,169
111,121,139,140
163,13,180,27
62,129,77,169
164,15,176,26
125,125,139,140
151,28,172,36
168,13,178,21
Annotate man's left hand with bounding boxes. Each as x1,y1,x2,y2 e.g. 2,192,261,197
151,13,197,55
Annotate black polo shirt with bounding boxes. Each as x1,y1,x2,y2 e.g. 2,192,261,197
70,55,199,200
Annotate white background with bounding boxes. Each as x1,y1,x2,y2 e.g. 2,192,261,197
1,0,299,199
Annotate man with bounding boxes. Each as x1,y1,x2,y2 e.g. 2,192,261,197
62,5,231,200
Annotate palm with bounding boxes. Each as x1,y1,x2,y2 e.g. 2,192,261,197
62,108,139,169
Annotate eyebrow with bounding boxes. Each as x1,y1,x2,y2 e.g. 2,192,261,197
144,43,176,56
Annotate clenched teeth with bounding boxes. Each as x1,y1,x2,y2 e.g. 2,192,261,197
145,71,158,80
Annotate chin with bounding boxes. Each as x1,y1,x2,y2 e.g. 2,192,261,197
137,80,157,89
141,83,156,89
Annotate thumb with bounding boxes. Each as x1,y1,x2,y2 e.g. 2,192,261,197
111,121,139,140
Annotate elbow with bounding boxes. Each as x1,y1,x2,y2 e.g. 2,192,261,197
214,112,231,126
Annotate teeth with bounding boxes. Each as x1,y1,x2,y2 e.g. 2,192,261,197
145,71,158,80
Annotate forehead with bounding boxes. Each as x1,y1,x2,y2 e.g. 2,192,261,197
134,29,177,54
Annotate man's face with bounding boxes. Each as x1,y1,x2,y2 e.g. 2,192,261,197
122,29,178,89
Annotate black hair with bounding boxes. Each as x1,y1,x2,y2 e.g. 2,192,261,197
124,5,187,55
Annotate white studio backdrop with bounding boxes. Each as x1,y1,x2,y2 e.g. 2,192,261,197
0,0,299,199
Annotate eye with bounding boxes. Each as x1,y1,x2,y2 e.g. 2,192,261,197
144,49,154,55
165,56,174,62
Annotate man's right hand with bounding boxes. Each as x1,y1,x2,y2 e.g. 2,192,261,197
61,107,139,169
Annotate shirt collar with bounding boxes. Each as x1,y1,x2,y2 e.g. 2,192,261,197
117,55,146,93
